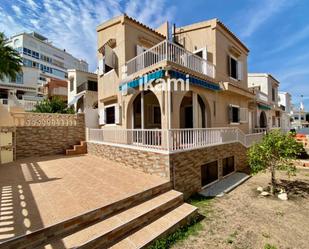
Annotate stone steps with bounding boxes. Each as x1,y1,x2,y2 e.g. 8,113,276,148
44,190,184,249
66,141,87,155
36,190,197,249
111,203,197,249
0,182,172,249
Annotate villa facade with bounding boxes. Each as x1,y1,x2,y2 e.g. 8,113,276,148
96,16,254,133
85,15,264,196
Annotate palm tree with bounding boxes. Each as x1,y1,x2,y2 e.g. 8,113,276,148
0,32,22,81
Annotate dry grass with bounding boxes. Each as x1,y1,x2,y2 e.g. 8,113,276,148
172,168,309,249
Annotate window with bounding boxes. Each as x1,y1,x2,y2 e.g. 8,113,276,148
229,105,240,124
10,73,23,84
53,68,66,78
201,161,218,187
40,64,53,74
228,56,242,80
222,156,235,176
87,80,98,91
105,106,115,124
98,44,115,76
272,88,276,102
230,57,237,79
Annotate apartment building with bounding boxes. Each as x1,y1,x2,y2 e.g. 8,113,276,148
67,69,98,128
88,15,263,195
248,73,281,130
278,92,292,131
0,32,88,109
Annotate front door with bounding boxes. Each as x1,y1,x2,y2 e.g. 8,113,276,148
185,106,193,128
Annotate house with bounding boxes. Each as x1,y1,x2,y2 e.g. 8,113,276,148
97,16,254,131
0,32,88,110
248,73,281,131
278,92,292,131
43,78,68,101
67,69,98,128
88,14,263,197
291,101,308,129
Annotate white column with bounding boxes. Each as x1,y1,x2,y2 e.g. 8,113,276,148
141,91,144,129
167,78,172,130
192,92,198,128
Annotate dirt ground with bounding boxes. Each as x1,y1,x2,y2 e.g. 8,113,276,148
173,168,309,249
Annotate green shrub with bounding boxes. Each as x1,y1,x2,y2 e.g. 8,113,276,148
33,97,75,114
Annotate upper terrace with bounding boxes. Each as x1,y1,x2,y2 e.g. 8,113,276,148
125,40,215,79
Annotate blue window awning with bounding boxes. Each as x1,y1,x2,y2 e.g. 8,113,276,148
169,70,221,91
119,69,221,92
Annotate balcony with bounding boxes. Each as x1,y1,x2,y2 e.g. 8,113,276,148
77,81,98,94
51,87,67,96
255,90,268,103
126,40,215,78
88,128,263,152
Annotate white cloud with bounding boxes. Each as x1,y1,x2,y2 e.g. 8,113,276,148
239,0,291,38
26,0,38,10
0,0,175,71
12,5,22,16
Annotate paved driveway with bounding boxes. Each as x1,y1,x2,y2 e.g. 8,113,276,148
0,155,168,241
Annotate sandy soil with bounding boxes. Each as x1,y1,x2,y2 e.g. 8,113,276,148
173,168,309,249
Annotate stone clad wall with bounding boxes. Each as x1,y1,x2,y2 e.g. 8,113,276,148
15,114,85,159
87,142,170,178
170,142,248,198
87,141,249,198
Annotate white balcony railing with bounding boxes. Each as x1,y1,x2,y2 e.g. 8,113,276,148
255,91,268,103
88,128,263,152
126,40,215,78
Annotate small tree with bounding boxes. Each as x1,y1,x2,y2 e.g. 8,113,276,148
33,97,75,114
248,130,303,194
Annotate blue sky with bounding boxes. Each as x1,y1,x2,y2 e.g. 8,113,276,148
0,0,308,109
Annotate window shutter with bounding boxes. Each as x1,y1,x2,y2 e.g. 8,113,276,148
240,108,248,123
136,45,145,55
115,104,121,124
227,55,231,77
99,109,105,125
237,61,243,80
98,58,104,76
203,47,207,60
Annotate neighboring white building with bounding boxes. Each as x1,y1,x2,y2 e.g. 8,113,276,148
291,101,308,129
248,73,281,130
278,92,292,131
0,32,88,110
67,69,98,128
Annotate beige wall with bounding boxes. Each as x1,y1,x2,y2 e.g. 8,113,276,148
175,19,249,89
97,16,252,133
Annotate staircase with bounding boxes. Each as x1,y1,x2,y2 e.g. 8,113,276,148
66,141,87,155
1,182,198,249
